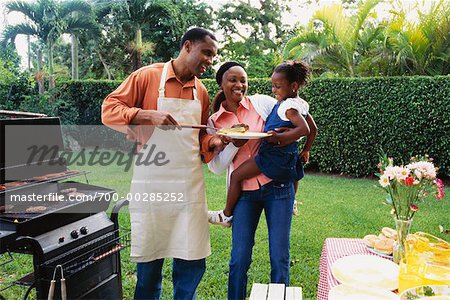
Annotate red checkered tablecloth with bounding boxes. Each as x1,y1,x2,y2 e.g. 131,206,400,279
316,238,390,300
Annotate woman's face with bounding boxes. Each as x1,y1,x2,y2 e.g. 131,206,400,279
271,71,295,101
221,66,248,104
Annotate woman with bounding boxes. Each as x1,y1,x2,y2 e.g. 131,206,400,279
207,62,297,299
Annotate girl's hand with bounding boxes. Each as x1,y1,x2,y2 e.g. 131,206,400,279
300,150,310,163
266,129,291,147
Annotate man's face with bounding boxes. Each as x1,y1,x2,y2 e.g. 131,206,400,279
185,36,218,77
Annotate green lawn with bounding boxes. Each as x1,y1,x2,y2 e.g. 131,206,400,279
1,164,448,300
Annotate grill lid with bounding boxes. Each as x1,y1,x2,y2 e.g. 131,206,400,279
1,117,66,184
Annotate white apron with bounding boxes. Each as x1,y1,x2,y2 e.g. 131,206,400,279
129,62,210,262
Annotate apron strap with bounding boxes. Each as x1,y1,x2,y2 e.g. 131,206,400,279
159,62,170,98
192,82,198,101
159,61,199,101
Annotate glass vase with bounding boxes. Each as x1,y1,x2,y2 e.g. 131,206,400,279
393,217,412,264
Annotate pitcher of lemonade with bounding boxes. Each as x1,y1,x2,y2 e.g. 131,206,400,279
398,232,450,293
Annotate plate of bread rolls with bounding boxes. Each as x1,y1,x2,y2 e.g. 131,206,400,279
363,227,397,258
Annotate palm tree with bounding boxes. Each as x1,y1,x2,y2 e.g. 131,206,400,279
283,0,382,76
383,0,450,75
63,8,100,80
2,0,97,91
126,0,177,70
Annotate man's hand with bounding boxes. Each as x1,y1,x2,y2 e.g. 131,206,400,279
126,126,137,142
132,110,179,130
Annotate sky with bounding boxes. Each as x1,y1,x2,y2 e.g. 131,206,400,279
0,0,428,69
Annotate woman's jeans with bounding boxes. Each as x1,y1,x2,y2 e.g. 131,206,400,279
134,258,206,300
228,181,295,300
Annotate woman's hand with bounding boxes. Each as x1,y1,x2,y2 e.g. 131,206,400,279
219,135,248,147
209,135,225,151
231,138,248,147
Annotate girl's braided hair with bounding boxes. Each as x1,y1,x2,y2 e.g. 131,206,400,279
273,60,311,87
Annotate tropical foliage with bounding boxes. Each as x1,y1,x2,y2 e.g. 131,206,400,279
216,0,288,77
283,0,450,77
2,0,97,91
382,0,450,75
0,0,449,83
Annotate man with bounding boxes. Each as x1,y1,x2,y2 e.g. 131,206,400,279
102,28,222,300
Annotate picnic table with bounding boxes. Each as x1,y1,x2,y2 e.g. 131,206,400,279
317,237,387,300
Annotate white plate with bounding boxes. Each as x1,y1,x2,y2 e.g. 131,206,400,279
217,132,271,139
366,246,394,259
331,254,399,291
329,284,399,300
400,285,450,300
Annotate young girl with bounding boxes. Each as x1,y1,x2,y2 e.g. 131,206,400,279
209,60,316,227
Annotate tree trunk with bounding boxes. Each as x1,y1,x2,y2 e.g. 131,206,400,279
132,28,143,71
48,40,55,89
37,48,45,94
71,12,79,80
27,35,31,71
98,51,113,80
71,33,79,80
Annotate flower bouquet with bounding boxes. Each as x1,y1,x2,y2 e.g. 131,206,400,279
377,153,445,263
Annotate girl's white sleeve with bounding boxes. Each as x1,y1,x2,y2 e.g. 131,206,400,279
206,118,239,174
277,97,310,121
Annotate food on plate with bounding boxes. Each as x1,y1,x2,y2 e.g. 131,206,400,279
60,187,77,194
363,234,378,248
218,124,249,134
374,235,395,254
26,206,47,213
363,227,397,255
381,227,398,239
232,123,249,131
32,175,48,181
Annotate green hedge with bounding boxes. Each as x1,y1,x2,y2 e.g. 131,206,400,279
10,76,450,177
303,76,450,177
209,76,450,177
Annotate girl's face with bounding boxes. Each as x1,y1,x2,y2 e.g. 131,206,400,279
221,66,248,104
271,72,298,101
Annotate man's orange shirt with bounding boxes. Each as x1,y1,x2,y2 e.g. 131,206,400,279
101,61,214,162
210,96,271,191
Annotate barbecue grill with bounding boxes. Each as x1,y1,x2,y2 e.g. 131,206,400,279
0,111,129,299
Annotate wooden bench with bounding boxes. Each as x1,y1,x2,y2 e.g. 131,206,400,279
249,283,302,300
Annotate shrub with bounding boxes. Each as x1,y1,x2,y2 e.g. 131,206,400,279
39,76,450,177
